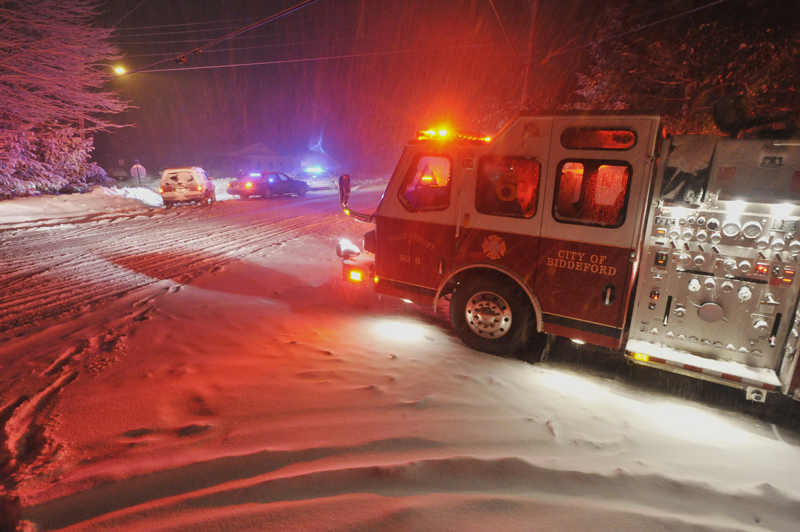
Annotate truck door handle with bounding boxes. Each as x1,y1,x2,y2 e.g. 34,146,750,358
602,284,615,306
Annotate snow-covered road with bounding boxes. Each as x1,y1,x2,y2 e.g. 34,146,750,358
2,188,800,531
0,191,351,342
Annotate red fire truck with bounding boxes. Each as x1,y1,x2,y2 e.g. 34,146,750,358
337,112,800,402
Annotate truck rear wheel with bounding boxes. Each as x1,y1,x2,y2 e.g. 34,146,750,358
450,277,542,357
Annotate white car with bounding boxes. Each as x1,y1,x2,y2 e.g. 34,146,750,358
294,170,337,190
159,167,216,207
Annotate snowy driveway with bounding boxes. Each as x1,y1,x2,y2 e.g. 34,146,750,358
1,189,800,531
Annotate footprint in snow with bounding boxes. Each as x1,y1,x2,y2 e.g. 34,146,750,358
177,424,211,437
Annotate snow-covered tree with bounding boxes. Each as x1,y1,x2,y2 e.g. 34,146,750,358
0,0,127,198
574,0,800,135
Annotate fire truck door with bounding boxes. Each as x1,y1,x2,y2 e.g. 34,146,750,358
449,118,552,286
373,149,458,304
534,117,658,348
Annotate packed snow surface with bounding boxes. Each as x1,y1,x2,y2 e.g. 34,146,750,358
1,187,799,531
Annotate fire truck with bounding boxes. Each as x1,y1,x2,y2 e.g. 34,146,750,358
336,111,800,402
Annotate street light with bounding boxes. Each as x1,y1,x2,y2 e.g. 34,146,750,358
114,66,125,75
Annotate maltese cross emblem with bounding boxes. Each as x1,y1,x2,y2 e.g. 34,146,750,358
482,235,507,260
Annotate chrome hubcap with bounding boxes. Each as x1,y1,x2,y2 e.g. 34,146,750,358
465,291,512,339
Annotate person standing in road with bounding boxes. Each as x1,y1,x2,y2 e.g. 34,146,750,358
338,174,351,205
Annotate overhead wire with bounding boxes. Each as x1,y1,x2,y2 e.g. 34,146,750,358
535,0,733,63
116,28,313,46
565,0,647,29
122,36,372,59
487,0,521,61
134,44,497,73
113,0,150,28
116,0,320,77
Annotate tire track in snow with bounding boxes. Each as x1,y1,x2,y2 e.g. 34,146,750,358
0,194,355,340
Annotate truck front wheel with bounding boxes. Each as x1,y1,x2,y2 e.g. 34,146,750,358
450,277,541,357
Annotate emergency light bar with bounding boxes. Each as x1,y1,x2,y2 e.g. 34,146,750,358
416,128,492,143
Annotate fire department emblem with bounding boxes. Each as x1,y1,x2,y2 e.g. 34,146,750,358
482,235,507,260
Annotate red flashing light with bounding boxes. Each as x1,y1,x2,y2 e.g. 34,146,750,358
783,268,796,286
245,182,253,188
756,263,770,275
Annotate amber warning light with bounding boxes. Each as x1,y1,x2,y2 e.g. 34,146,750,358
416,128,491,142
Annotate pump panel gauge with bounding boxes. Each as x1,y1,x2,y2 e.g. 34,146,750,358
722,220,741,237
741,221,762,239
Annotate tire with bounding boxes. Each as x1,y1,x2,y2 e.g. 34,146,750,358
262,188,272,199
241,194,250,199
164,201,173,209
297,185,307,197
449,276,542,357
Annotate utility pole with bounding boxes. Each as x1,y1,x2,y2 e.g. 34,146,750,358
519,0,540,112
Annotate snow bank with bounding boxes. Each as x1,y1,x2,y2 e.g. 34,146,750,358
0,185,160,225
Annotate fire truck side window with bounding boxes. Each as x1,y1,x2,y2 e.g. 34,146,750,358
561,128,636,150
475,156,539,219
553,160,632,228
398,155,452,212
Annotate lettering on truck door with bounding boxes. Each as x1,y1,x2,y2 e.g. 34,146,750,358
374,150,457,303
534,119,659,348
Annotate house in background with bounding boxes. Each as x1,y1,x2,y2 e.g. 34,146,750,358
232,143,299,174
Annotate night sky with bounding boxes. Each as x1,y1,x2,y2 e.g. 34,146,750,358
94,0,598,175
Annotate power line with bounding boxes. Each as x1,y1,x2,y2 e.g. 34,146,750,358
487,0,520,61
122,36,367,59
537,0,732,63
565,0,647,30
114,23,245,38
135,44,496,74
117,0,321,78
116,28,312,46
116,17,255,32
113,0,150,28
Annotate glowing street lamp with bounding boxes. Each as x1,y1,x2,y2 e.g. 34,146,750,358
114,66,125,75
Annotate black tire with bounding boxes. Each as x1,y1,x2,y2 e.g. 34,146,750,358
262,188,272,199
164,201,173,209
297,185,307,197
241,194,250,199
449,276,542,357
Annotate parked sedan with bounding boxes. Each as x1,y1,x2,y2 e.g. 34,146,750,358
227,172,309,199
294,170,337,190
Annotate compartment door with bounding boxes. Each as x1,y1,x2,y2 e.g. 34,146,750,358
534,117,658,348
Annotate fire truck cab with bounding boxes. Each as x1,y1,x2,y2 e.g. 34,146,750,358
339,112,800,402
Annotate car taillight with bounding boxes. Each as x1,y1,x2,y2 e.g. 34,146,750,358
245,182,253,188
